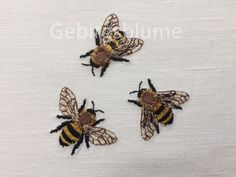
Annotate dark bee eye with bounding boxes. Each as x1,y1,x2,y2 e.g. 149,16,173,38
119,31,125,36
114,33,121,39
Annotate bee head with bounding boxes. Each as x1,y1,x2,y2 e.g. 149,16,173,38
86,108,96,116
119,30,126,37
129,81,147,98
87,101,104,116
113,31,126,41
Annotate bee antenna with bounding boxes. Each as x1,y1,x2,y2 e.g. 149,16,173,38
138,81,143,91
91,101,95,110
129,81,142,94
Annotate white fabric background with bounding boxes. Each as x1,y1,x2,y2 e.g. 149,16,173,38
0,0,236,177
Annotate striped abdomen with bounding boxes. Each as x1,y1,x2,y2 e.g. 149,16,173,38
153,103,174,126
59,122,82,146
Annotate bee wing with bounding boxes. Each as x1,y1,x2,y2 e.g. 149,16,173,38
158,90,190,109
89,127,118,145
100,13,119,44
59,87,79,120
140,109,156,141
110,38,144,57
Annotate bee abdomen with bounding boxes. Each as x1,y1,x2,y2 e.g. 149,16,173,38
59,123,82,146
155,106,174,126
59,133,70,146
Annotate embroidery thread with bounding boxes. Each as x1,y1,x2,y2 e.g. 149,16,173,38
50,87,118,155
128,79,189,140
80,13,144,77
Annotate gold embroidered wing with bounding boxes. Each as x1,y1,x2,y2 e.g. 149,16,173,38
89,127,118,145
140,109,156,141
100,13,119,44
100,14,144,56
110,37,144,57
158,90,189,109
59,87,79,120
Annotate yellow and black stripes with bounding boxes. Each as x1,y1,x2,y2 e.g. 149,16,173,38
103,44,113,53
59,123,83,146
154,104,174,126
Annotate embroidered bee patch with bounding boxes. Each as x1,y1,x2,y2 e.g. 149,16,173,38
80,13,144,77
50,87,118,155
128,79,189,140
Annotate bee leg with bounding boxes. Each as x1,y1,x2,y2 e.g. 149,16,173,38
147,78,157,92
85,135,90,148
81,64,95,76
149,117,159,134
91,66,95,76
95,110,104,113
56,115,72,119
71,134,84,155
78,99,87,112
110,56,129,62
94,29,100,46
168,101,182,110
153,121,160,134
80,50,94,58
128,100,142,107
82,63,91,66
100,64,109,77
50,121,70,134
92,118,105,127
163,100,183,110
174,105,182,110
